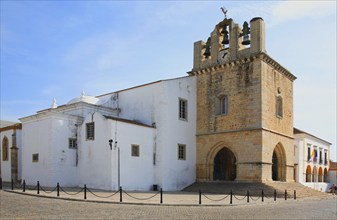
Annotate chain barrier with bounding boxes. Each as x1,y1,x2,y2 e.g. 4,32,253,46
249,195,261,201
123,190,160,201
233,194,247,201
39,185,57,194
25,185,37,191
13,182,23,189
59,186,84,196
202,193,230,202
87,188,119,199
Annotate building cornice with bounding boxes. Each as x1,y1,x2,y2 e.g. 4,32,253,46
0,123,22,132
196,127,294,140
187,52,297,82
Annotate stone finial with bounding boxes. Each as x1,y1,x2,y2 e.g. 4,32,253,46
81,91,85,97
51,98,57,108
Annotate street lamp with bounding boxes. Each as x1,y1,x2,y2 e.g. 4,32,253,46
109,139,120,189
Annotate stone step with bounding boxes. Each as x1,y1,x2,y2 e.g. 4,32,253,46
183,182,330,198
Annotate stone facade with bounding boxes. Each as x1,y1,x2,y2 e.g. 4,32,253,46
189,17,296,182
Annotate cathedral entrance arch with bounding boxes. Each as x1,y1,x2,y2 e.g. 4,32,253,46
213,147,236,181
272,143,286,181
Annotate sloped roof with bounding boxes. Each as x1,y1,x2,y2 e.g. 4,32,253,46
329,162,337,171
294,128,331,145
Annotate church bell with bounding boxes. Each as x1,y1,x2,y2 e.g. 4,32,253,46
221,25,229,45
241,34,250,45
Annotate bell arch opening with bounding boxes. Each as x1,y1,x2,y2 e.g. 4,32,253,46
213,147,236,181
271,143,286,181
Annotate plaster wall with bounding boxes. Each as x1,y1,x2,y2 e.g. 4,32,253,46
0,129,22,181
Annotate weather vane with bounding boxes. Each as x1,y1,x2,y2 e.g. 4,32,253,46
220,7,227,19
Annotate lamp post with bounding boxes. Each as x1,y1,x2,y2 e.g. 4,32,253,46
109,139,120,189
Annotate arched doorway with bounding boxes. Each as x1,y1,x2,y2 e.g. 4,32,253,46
306,165,311,182
313,166,317,182
323,168,328,182
213,147,236,181
272,143,286,181
318,167,323,182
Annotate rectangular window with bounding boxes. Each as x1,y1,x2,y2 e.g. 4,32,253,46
220,96,228,115
319,150,322,164
276,96,283,118
131,144,140,157
86,122,95,140
32,153,39,163
178,144,186,160
307,147,311,162
324,152,327,165
69,138,77,149
179,98,187,120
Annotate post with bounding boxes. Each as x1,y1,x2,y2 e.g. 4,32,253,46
23,180,26,192
262,190,264,202
11,179,14,190
57,183,60,197
160,188,163,204
37,181,40,194
294,190,296,200
84,185,87,200
274,189,276,201
247,190,249,203
0,177,2,190
118,147,120,189
119,186,123,202
230,190,233,204
199,190,201,205
285,190,287,200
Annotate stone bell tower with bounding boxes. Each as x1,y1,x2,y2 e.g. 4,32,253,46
188,17,297,182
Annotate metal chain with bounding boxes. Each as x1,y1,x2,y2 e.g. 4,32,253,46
249,195,261,201
39,186,57,194
87,188,119,198
123,191,160,201
202,193,230,202
25,185,37,191
233,194,247,200
59,186,84,195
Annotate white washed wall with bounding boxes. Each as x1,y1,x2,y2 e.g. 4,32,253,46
77,113,113,190
0,130,13,181
77,112,156,191
21,114,80,186
159,77,197,191
21,118,53,186
113,76,197,191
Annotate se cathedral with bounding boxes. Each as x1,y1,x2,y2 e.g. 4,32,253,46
0,16,333,191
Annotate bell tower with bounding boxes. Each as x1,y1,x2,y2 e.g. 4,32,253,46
189,16,296,182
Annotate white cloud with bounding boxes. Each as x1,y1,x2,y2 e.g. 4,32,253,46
269,1,336,26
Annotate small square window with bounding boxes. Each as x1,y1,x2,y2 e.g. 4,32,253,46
131,145,140,157
178,144,186,160
179,98,187,120
69,138,77,149
32,154,39,163
86,122,95,140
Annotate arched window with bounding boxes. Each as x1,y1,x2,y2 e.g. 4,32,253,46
276,96,283,118
216,95,228,115
2,136,9,161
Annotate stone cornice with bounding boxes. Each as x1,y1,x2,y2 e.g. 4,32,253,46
187,52,297,82
0,123,22,132
196,127,294,140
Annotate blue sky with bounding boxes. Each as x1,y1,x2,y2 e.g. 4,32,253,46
1,1,336,160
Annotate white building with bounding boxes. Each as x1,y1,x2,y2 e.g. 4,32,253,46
20,76,196,191
294,128,331,192
0,121,22,182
